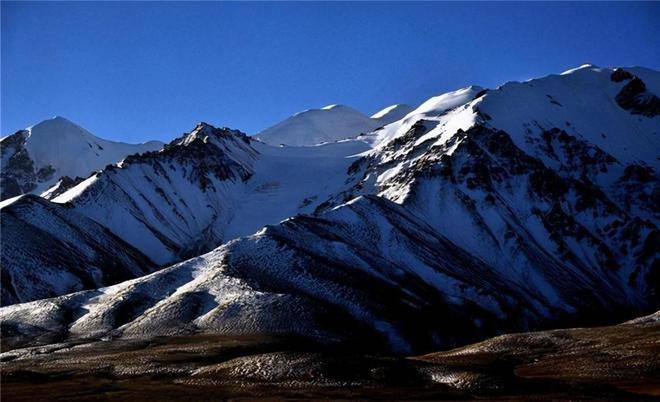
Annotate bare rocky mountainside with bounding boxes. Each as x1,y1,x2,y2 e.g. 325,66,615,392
1,65,659,399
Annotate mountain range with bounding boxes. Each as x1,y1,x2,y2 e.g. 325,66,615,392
1,65,658,359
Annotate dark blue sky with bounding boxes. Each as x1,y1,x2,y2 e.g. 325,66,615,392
2,2,659,143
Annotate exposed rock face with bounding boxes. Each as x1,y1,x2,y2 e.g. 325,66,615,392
612,68,660,117
0,195,157,306
334,66,660,316
0,130,55,199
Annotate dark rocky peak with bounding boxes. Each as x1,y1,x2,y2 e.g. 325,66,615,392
611,68,635,83
611,68,660,117
120,122,257,169
1,130,48,200
0,130,29,150
91,122,259,196
176,122,252,146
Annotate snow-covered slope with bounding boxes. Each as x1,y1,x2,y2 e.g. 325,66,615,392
256,104,380,146
370,104,414,126
50,123,369,264
0,195,653,353
0,116,164,200
2,65,658,353
331,65,659,308
0,195,157,306
365,85,484,147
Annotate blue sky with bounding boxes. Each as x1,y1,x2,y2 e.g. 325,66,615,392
2,2,659,143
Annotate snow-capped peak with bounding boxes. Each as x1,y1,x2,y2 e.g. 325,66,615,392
560,63,599,75
256,104,380,147
26,115,94,142
178,122,217,144
369,85,484,147
1,116,164,199
370,104,415,126
413,85,483,116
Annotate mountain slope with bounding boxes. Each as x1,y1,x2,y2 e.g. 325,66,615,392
335,66,658,297
0,194,654,354
50,123,369,264
0,116,164,200
0,195,157,306
256,104,380,146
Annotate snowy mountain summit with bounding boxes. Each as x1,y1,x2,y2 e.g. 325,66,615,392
256,104,380,146
370,104,414,125
1,66,659,356
0,116,164,200
256,103,417,147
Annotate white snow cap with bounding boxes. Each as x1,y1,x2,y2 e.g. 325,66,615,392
24,116,164,179
256,104,380,147
560,63,599,75
370,104,415,125
5,116,164,195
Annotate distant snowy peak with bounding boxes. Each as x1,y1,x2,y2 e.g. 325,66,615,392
0,116,164,199
370,104,415,126
560,63,599,75
320,104,342,110
256,104,380,147
257,103,418,147
25,116,165,177
368,85,484,147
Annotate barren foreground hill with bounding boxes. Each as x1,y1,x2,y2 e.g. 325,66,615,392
1,312,658,400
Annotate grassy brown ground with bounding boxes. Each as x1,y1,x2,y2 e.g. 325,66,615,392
1,316,658,400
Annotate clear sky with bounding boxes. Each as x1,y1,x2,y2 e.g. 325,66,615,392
2,2,659,143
